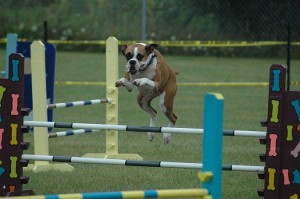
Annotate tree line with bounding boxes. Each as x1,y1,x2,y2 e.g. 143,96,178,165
1,0,299,57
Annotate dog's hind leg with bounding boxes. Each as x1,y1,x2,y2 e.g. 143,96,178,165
159,88,177,144
137,94,157,142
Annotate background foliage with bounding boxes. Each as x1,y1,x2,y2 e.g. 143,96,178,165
1,0,300,57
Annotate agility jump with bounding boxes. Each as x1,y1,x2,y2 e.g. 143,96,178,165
0,58,223,198
27,38,143,173
2,53,298,198
24,121,266,137
23,93,225,198
22,154,263,172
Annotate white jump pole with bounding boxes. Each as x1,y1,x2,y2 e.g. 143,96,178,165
22,154,264,172
24,120,266,137
48,129,99,138
47,98,112,109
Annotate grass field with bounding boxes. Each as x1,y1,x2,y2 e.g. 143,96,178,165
1,48,300,198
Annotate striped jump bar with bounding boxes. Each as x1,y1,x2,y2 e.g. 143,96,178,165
22,154,264,172
24,121,266,137
6,188,209,199
48,129,98,138
47,98,112,109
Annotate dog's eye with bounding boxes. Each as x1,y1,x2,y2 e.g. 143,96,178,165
137,54,144,61
125,53,132,61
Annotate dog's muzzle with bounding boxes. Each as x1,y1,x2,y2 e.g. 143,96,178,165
129,60,137,75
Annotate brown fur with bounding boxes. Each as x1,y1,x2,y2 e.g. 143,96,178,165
115,43,178,144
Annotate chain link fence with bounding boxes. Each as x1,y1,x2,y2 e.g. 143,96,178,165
0,0,300,57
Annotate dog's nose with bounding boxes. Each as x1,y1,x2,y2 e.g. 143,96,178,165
128,60,137,75
129,60,136,66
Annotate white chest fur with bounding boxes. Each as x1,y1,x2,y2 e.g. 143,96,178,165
129,59,158,96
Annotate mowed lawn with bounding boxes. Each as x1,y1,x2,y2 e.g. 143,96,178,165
1,48,299,198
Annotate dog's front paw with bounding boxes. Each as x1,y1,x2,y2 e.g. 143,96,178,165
133,78,149,87
115,79,125,87
148,132,155,142
133,79,142,87
163,133,171,145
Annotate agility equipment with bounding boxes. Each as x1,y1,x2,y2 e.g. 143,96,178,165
3,48,299,198
26,41,74,172
24,120,266,137
258,64,300,198
3,86,226,198
22,154,264,172
46,98,112,109
0,54,32,196
48,129,98,138
46,99,111,138
30,41,50,170
28,38,142,168
6,189,209,199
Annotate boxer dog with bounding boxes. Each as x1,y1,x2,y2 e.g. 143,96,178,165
115,43,178,144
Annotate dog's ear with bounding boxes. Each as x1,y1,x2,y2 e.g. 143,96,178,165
121,45,128,56
145,43,159,55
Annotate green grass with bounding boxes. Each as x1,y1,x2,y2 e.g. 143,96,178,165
1,49,300,198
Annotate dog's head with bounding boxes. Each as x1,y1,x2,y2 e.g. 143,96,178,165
122,43,159,75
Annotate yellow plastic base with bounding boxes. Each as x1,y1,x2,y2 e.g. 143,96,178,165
24,163,74,172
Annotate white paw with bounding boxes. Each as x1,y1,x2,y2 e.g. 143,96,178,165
133,79,144,87
148,132,155,142
134,78,153,87
115,78,125,87
163,133,171,144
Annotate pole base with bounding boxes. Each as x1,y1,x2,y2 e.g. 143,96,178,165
23,162,74,172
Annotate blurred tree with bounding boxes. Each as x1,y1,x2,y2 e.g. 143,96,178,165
0,0,299,57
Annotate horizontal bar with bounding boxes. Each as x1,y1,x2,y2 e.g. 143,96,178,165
22,154,264,172
48,129,98,138
222,164,265,172
54,80,300,87
125,160,161,167
6,189,209,199
160,161,203,169
24,121,266,137
54,80,270,87
47,98,112,109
